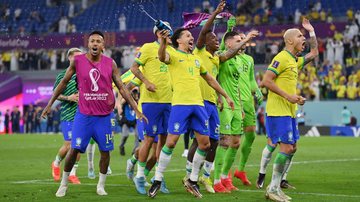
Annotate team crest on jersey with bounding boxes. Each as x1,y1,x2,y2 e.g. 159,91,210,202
288,131,293,142
174,122,180,132
76,137,82,147
225,124,230,130
205,120,209,128
195,59,200,68
272,60,280,68
136,52,142,58
152,125,158,134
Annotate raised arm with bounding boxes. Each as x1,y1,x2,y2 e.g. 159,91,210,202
302,18,319,66
201,73,234,110
42,61,76,118
219,16,236,51
196,0,226,49
158,30,171,64
112,60,148,123
219,30,259,63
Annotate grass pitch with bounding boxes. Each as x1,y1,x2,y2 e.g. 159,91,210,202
0,134,359,201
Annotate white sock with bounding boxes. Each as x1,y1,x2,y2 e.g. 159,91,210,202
154,149,172,181
203,160,212,178
282,156,293,180
97,173,107,189
87,143,95,171
214,179,221,184
70,162,78,176
61,171,70,186
186,160,192,178
54,155,62,167
190,149,207,182
259,145,274,174
269,162,286,191
135,162,146,178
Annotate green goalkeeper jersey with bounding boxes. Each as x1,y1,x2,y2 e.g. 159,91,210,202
237,53,257,102
218,52,243,110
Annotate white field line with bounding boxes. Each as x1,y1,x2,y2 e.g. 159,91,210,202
9,181,360,198
11,158,360,184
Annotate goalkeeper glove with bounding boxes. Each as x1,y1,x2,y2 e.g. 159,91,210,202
227,16,236,32
255,88,264,105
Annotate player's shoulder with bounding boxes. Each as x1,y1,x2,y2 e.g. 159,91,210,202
141,42,157,50
242,53,254,62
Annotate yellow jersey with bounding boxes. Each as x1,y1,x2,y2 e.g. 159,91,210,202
266,50,305,118
346,84,358,99
135,41,173,103
168,49,207,106
193,47,219,104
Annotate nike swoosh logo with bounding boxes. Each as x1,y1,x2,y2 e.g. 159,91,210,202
179,60,184,62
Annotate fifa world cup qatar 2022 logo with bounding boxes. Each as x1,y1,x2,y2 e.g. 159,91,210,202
89,68,100,92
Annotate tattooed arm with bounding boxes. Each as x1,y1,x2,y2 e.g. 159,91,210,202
302,18,319,65
219,30,259,63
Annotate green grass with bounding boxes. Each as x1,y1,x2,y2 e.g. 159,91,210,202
0,134,359,202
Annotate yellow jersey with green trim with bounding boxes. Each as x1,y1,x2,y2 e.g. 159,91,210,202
168,49,207,106
266,50,305,117
193,47,219,104
135,41,172,103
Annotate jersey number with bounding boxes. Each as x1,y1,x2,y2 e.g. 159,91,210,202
188,67,194,76
106,133,113,144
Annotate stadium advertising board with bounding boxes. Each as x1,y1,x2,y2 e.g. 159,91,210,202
22,81,54,106
299,126,360,137
0,22,346,50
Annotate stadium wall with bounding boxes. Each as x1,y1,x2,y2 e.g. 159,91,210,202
301,101,360,126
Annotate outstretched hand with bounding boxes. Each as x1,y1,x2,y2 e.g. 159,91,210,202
302,17,314,32
214,0,226,14
245,30,259,42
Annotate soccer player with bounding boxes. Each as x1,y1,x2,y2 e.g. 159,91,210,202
260,18,318,201
130,22,173,195
212,30,258,193
185,0,258,194
42,31,147,197
125,78,159,184
51,47,82,184
148,28,234,199
232,32,264,186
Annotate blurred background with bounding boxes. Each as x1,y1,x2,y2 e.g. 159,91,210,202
0,0,359,136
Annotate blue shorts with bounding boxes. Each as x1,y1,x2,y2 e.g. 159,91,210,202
61,121,73,141
168,105,209,136
205,101,220,141
71,111,114,153
265,116,299,145
142,103,171,137
136,119,158,143
110,112,116,133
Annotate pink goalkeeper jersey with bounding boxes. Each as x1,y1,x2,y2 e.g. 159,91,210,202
74,53,115,115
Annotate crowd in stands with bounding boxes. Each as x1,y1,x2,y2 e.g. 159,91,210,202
0,46,135,72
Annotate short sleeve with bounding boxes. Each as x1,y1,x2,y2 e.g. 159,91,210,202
267,55,283,76
134,44,150,66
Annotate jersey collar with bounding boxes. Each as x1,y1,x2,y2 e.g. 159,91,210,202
284,49,298,62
